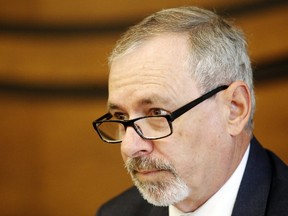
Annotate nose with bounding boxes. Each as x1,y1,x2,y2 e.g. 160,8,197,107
121,126,153,158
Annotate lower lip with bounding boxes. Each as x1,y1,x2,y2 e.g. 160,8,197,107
139,170,161,175
136,170,168,178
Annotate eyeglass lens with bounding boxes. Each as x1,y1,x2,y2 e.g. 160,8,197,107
97,116,171,142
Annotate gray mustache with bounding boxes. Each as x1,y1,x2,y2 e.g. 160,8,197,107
125,156,176,175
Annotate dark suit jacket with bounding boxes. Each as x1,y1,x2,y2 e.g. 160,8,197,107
97,137,288,216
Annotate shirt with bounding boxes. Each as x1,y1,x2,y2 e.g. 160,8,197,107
169,145,250,216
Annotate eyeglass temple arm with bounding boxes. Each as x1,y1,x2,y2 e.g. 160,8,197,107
170,85,229,120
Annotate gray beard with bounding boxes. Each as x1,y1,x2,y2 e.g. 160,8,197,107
125,156,190,206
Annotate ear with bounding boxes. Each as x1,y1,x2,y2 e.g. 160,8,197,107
224,81,252,136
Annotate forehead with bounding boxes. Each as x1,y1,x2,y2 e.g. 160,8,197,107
108,34,198,111
110,33,191,71
108,92,174,111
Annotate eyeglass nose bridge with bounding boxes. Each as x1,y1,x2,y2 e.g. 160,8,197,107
121,118,146,139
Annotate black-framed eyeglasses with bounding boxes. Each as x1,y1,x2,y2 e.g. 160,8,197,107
92,85,228,144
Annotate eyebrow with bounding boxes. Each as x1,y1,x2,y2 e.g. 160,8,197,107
107,103,120,112
107,95,173,112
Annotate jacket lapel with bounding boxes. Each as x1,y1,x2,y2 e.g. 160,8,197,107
232,137,272,216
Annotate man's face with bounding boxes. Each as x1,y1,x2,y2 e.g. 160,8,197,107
108,34,235,209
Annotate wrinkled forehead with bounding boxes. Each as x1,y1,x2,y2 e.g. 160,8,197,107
109,32,192,66
109,34,192,86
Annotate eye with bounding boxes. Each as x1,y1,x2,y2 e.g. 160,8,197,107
113,112,128,120
150,108,169,116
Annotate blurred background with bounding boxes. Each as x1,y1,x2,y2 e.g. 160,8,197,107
0,0,287,215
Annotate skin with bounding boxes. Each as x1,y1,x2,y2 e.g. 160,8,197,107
108,33,252,212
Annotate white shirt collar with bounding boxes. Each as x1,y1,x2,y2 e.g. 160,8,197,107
169,144,250,216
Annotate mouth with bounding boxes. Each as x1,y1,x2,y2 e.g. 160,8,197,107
125,156,176,181
133,169,171,179
137,169,162,174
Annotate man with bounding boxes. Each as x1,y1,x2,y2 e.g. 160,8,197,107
93,6,288,216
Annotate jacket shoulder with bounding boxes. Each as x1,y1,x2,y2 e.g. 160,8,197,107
266,150,288,215
96,187,154,216
232,137,288,216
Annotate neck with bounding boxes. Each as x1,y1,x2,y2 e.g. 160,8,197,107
173,134,251,213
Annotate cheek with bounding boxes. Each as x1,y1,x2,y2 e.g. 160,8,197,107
160,131,201,175
120,147,128,163
169,112,226,172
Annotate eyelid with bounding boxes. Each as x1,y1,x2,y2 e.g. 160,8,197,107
110,107,170,120
149,108,170,116
113,112,129,120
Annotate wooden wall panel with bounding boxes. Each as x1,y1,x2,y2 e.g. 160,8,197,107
0,96,132,216
237,4,288,62
0,34,118,85
253,79,288,163
0,0,259,24
0,4,287,85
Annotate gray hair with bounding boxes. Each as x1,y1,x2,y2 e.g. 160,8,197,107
109,6,255,130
